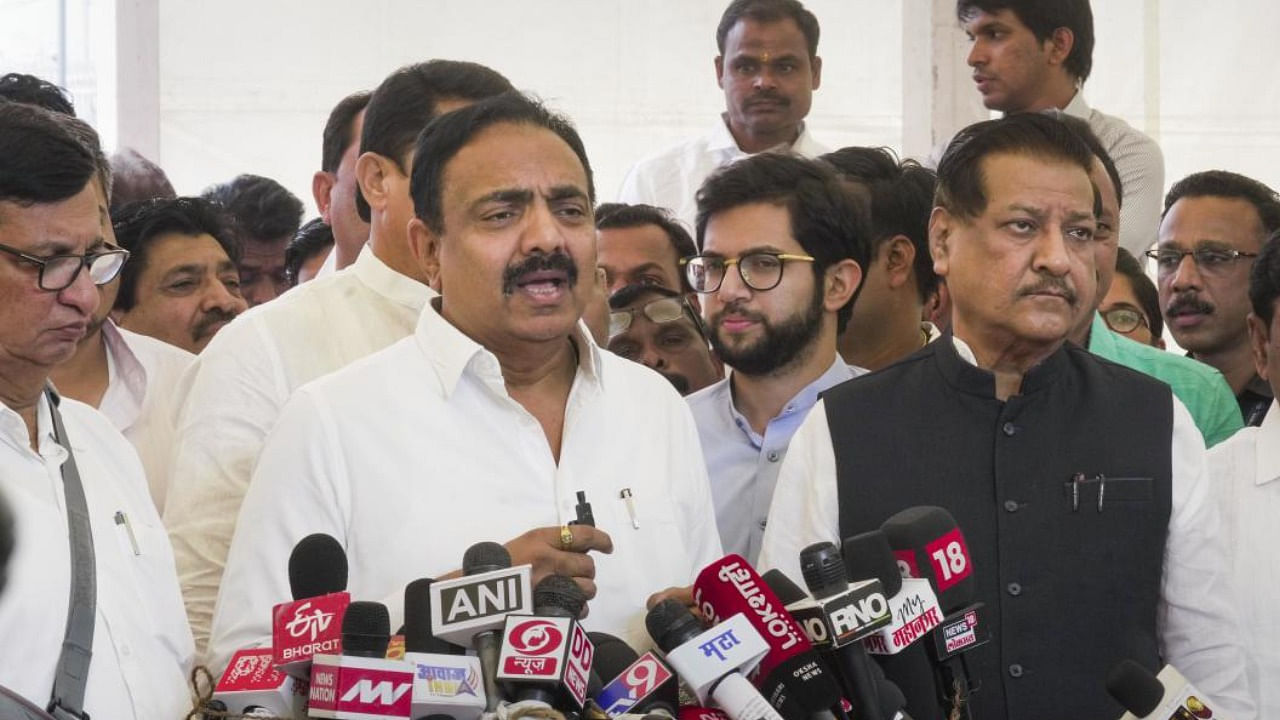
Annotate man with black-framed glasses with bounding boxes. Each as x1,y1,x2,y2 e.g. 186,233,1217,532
606,284,721,395
685,152,869,562
1156,170,1280,426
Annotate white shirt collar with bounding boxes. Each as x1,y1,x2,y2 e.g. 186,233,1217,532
100,320,147,431
1256,399,1280,486
351,246,435,310
1063,87,1092,120
709,113,820,157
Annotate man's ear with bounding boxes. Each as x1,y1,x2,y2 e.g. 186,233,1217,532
823,258,862,314
928,206,954,278
1046,26,1075,68
1248,312,1271,381
883,235,916,290
311,171,336,223
714,56,726,90
810,55,822,91
355,152,397,217
407,217,443,291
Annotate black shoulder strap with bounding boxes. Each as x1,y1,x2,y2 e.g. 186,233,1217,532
44,387,96,720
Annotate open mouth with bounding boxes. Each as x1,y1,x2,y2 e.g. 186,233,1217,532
513,270,570,301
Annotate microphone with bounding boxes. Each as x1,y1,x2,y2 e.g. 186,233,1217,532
309,601,416,719
589,631,678,717
693,555,844,720
211,647,308,718
1106,660,1230,720
495,575,596,711
843,531,944,720
645,598,782,720
429,542,534,711
272,533,352,679
403,578,486,720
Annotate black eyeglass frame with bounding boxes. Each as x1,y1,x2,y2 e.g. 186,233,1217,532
0,241,130,292
1143,247,1259,276
1101,306,1150,334
680,251,816,294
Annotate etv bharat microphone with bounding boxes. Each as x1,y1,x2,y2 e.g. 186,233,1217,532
403,578,487,720
692,555,844,720
495,575,596,711
646,598,783,720
273,533,352,680
1106,660,1230,720
589,631,678,718
308,601,416,719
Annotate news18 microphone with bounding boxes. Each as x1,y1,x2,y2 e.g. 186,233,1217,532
495,575,595,711
429,542,534,712
272,533,352,679
309,601,416,719
1106,660,1232,720
589,632,678,718
646,598,783,720
403,578,486,720
842,531,944,720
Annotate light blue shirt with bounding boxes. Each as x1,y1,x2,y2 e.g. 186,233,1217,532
687,358,859,563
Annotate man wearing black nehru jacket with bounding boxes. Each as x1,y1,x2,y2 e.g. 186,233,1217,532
207,92,722,672
758,113,1256,717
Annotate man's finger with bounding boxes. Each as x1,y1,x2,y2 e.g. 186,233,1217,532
553,549,596,580
646,585,694,611
572,577,598,604
549,524,614,554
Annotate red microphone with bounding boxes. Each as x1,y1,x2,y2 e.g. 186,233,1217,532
271,533,351,680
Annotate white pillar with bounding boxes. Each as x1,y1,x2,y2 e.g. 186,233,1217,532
901,0,988,162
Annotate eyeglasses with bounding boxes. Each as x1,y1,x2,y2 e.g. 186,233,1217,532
1144,247,1259,277
1101,306,1149,334
681,252,815,294
0,242,130,291
609,294,701,339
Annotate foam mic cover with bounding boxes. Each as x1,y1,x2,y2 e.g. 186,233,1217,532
464,541,512,576
404,578,463,655
842,531,901,597
1107,660,1165,716
342,600,392,658
880,507,974,612
1105,660,1228,720
760,570,806,606
534,574,588,618
288,532,348,600
590,631,678,717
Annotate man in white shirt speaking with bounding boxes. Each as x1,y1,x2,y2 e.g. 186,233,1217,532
0,99,193,720
207,92,722,670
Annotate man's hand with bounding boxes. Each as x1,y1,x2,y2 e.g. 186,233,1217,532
506,525,614,601
646,584,706,624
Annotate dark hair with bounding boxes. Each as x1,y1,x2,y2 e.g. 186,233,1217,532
1051,111,1122,209
285,218,335,286
717,0,820,59
1114,247,1163,341
321,91,371,174
595,202,697,291
1162,170,1280,238
202,174,304,246
822,146,939,303
356,60,513,221
109,148,176,215
1249,230,1280,326
0,101,95,206
410,92,595,235
56,115,112,202
111,197,241,311
935,112,1098,221
695,152,871,332
957,0,1094,81
0,72,75,115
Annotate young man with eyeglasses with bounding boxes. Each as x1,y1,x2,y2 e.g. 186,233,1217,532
1155,170,1280,426
0,99,193,720
684,152,868,563
606,284,721,395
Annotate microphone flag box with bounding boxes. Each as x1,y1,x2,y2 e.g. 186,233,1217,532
213,648,308,719
403,652,486,720
495,614,596,709
594,650,675,716
783,597,834,650
931,602,990,661
271,590,351,679
429,564,533,645
800,578,891,646
663,612,769,706
862,578,943,655
308,653,415,719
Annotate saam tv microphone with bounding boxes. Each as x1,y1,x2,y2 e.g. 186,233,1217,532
429,542,534,712
273,533,352,679
693,555,843,720
403,578,486,720
589,631,677,718
1106,660,1230,720
646,598,783,720
211,647,308,719
309,601,416,719
496,575,596,711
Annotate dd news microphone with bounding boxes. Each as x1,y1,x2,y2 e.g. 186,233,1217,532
309,601,416,719
844,530,944,720
210,648,308,718
589,631,677,718
272,532,352,679
881,506,989,720
1106,660,1231,720
403,578,486,720
429,542,534,712
646,598,783,720
496,575,596,711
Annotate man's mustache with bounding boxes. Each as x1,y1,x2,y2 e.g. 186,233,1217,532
193,307,238,340
501,252,579,295
1017,277,1078,305
1166,293,1214,317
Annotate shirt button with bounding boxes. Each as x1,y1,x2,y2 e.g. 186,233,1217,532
1007,582,1023,596
767,451,780,462
758,519,767,530
1002,422,1017,436
1008,664,1024,678
1004,500,1019,513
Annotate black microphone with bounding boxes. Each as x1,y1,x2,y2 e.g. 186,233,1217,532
404,578,486,720
272,532,352,678
1106,660,1233,720
589,631,678,717
343,600,392,658
289,532,348,600
511,575,591,708
465,541,514,711
308,601,416,718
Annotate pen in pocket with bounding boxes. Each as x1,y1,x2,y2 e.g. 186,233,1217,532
114,511,139,555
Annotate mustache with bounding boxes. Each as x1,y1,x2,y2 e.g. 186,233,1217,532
501,252,579,295
1017,277,1078,305
193,307,238,340
710,302,767,330
1166,293,1214,317
746,91,789,107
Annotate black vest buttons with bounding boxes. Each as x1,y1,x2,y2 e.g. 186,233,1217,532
1007,582,1023,596
1002,421,1017,436
1008,664,1024,678
1004,500,1019,512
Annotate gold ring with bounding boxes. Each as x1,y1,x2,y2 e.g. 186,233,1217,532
559,525,574,550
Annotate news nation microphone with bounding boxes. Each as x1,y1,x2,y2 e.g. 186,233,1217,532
693,555,843,720
646,599,782,720
496,575,595,711
1106,660,1230,720
272,533,352,679
211,648,309,718
309,601,416,719
430,542,534,711
589,631,677,718
403,578,486,720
